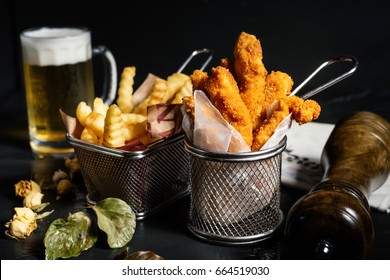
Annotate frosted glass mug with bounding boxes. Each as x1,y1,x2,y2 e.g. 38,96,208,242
20,26,117,158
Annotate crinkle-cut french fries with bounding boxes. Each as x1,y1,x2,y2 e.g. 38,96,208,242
93,97,109,117
132,78,168,115
80,126,100,145
123,121,147,142
75,67,191,149
121,113,147,126
103,104,126,148
171,78,193,104
132,98,149,116
148,78,168,105
84,112,105,137
164,73,190,103
117,66,136,113
138,133,157,146
76,101,92,127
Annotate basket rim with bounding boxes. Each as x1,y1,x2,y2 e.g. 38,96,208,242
184,136,287,162
67,132,184,159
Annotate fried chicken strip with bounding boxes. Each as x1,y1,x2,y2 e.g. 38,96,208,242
234,32,268,130
251,99,290,151
252,70,320,150
263,71,294,113
189,32,321,151
250,71,293,150
204,66,253,147
182,95,195,120
287,95,321,125
190,69,209,93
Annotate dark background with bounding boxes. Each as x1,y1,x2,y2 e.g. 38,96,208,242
2,0,390,125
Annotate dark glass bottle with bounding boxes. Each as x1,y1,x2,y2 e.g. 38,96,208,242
284,111,390,259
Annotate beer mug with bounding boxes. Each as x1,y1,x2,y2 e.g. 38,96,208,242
20,26,117,158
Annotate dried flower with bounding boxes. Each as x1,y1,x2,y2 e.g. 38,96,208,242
5,207,37,239
23,191,44,208
52,169,68,184
64,157,81,180
56,179,75,196
15,180,41,198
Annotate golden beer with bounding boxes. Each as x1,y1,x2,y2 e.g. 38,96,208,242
23,60,95,154
21,27,95,157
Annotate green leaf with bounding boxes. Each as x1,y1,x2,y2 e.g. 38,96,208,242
31,202,50,213
91,198,136,248
44,211,98,260
36,209,54,220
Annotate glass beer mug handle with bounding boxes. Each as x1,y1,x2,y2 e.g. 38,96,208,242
92,45,118,106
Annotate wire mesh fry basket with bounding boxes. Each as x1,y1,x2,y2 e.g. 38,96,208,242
68,133,190,220
181,55,358,244
184,136,287,245
66,49,213,220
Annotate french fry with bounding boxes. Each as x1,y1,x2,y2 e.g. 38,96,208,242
163,73,190,103
170,78,193,104
93,97,109,116
103,104,126,148
75,66,189,149
182,95,195,120
139,133,158,146
121,113,147,126
123,121,147,142
148,78,168,105
132,97,149,116
80,127,99,145
133,74,190,114
84,111,105,137
76,102,92,127
132,78,168,115
117,66,136,113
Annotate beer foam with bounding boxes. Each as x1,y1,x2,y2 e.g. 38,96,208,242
21,27,92,66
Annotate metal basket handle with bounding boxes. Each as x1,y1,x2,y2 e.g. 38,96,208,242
177,48,214,74
290,55,359,100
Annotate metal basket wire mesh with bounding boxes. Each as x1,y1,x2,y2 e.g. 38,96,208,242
67,133,190,220
64,49,213,220
184,137,287,245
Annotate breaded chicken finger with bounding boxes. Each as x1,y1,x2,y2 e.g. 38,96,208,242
204,66,253,147
263,71,294,116
252,99,290,151
234,32,268,130
190,69,209,93
287,95,321,125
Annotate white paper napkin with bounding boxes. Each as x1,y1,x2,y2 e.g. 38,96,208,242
282,121,390,213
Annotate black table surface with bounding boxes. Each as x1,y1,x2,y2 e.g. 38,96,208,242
1,0,390,261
